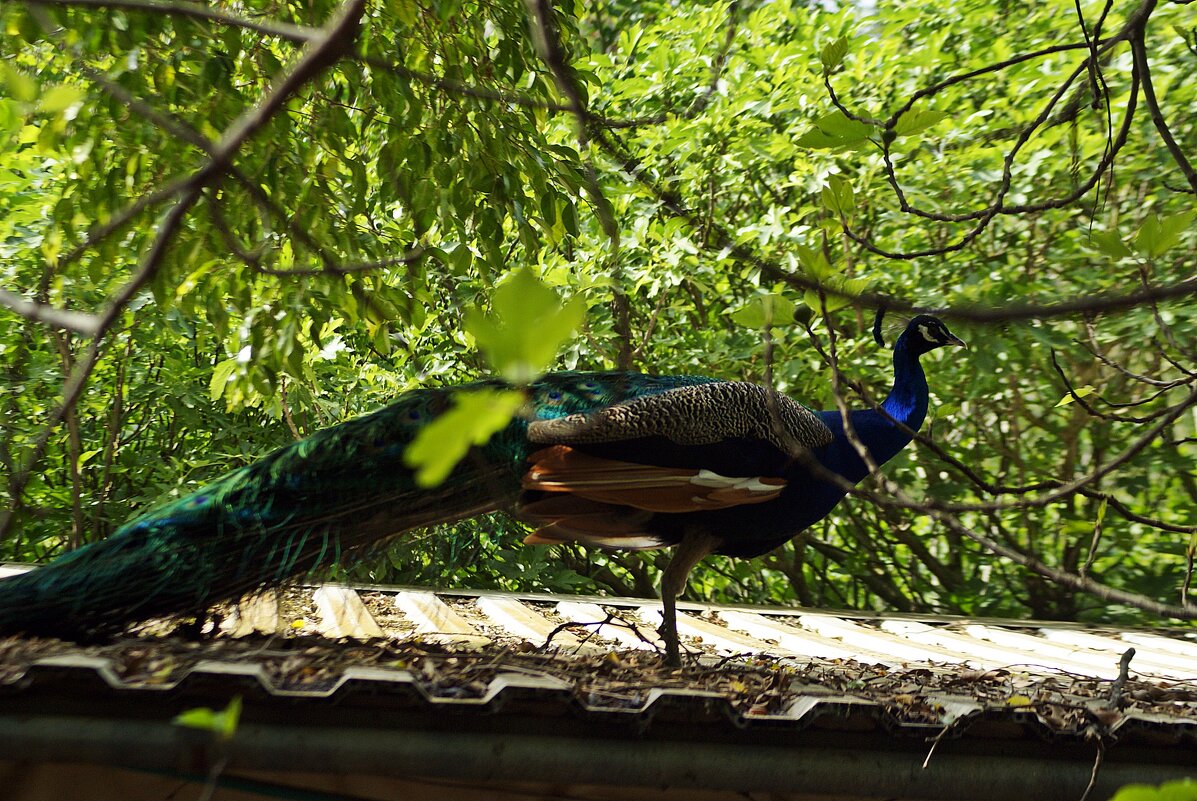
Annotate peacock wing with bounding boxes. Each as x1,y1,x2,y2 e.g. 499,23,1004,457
522,444,787,512
526,381,834,454
516,381,831,551
516,443,789,550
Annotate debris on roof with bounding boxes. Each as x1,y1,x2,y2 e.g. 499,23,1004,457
1,565,1194,801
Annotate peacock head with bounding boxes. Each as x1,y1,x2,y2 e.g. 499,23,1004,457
901,315,966,356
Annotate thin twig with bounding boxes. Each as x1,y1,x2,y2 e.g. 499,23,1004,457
1078,739,1105,801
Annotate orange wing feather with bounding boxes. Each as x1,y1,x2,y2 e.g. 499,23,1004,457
522,445,786,514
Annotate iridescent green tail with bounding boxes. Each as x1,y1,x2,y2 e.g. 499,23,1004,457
0,371,713,640
0,386,526,640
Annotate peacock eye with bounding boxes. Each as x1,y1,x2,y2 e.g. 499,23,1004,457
578,381,598,391
407,409,422,421
546,390,563,402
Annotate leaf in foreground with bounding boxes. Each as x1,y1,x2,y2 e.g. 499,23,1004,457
404,389,525,487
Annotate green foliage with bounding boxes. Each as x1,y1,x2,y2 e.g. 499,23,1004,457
1111,780,1197,801
0,0,1194,624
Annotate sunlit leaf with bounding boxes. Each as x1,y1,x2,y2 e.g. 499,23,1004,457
1,63,37,103
794,110,874,150
173,696,242,741
464,268,585,384
404,389,525,487
76,449,102,471
820,36,850,71
1054,386,1096,407
209,358,238,403
893,108,949,138
38,84,84,114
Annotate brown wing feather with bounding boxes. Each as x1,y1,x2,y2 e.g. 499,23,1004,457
522,445,786,513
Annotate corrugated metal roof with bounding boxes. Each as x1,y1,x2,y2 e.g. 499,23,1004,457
2,564,1195,709
1,564,1195,800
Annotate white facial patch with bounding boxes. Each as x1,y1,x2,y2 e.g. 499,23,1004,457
918,323,938,343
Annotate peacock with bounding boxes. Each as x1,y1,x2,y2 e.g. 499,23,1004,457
0,315,964,664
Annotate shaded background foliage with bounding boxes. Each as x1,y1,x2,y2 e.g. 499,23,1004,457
0,0,1194,624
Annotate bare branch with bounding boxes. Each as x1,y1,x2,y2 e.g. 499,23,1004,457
30,0,319,43
1129,8,1197,192
0,290,101,336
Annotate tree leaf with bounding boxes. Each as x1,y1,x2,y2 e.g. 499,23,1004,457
894,108,949,138
804,274,868,313
38,84,84,114
209,358,238,403
1134,210,1196,258
464,268,585,384
821,174,855,217
1,63,37,103
173,696,242,741
820,37,850,71
76,448,102,471
794,110,874,150
1089,229,1132,259
404,388,524,487
731,293,796,330
1054,385,1096,407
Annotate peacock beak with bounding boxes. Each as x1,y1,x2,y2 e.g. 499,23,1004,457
946,333,967,349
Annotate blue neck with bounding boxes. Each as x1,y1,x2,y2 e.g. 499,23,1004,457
881,334,929,434
813,332,929,483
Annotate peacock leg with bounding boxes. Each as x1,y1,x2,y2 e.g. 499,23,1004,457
658,531,721,667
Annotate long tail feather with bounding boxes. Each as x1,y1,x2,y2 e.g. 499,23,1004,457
0,387,526,640
0,370,720,641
